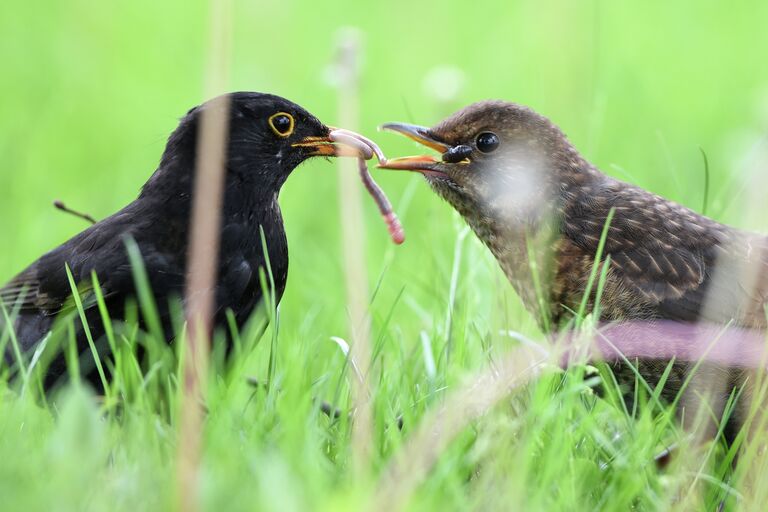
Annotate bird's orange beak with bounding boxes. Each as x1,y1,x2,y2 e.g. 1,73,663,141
291,127,370,157
376,123,449,171
291,135,339,156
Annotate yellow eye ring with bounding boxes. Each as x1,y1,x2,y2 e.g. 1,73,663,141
268,112,295,137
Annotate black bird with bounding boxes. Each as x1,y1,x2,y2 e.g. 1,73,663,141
380,101,768,438
1,92,353,384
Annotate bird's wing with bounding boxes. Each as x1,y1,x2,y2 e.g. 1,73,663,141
0,238,120,317
1,216,184,317
0,262,98,317
0,266,54,312
563,180,768,326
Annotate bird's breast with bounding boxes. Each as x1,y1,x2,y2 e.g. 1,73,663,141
216,203,289,322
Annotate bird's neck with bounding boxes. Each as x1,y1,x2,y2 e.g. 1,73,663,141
138,159,286,222
466,204,561,327
462,159,603,329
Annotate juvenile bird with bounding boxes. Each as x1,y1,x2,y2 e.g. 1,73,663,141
380,101,768,438
1,92,355,384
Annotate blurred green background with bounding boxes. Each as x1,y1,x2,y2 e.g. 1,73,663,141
2,1,768,510
2,4,767,242
2,0,768,361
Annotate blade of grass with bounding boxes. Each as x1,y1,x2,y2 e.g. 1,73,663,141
576,207,615,322
64,265,109,393
0,300,28,391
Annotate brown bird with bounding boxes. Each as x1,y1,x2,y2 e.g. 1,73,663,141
379,101,768,440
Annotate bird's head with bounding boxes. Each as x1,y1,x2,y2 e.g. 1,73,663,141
379,100,591,224
148,92,362,200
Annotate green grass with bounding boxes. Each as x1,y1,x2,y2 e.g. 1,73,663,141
3,0,768,510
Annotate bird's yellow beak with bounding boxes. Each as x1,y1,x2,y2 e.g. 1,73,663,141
291,135,339,156
291,127,370,157
377,122,448,171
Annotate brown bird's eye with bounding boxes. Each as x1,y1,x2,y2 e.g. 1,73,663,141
268,112,295,137
476,132,499,153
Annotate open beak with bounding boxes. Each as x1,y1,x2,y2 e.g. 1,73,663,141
377,122,448,172
379,123,450,153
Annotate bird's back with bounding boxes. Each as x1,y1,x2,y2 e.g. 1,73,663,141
553,174,768,329
1,194,289,382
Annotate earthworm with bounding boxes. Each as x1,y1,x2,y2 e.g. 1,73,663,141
329,129,405,245
329,128,386,162
357,157,405,245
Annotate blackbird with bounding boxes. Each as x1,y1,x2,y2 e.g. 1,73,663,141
380,101,768,438
1,92,355,384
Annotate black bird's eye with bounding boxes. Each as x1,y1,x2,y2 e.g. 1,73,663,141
476,132,500,153
268,112,295,137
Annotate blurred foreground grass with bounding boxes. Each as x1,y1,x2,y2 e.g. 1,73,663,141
1,0,768,510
